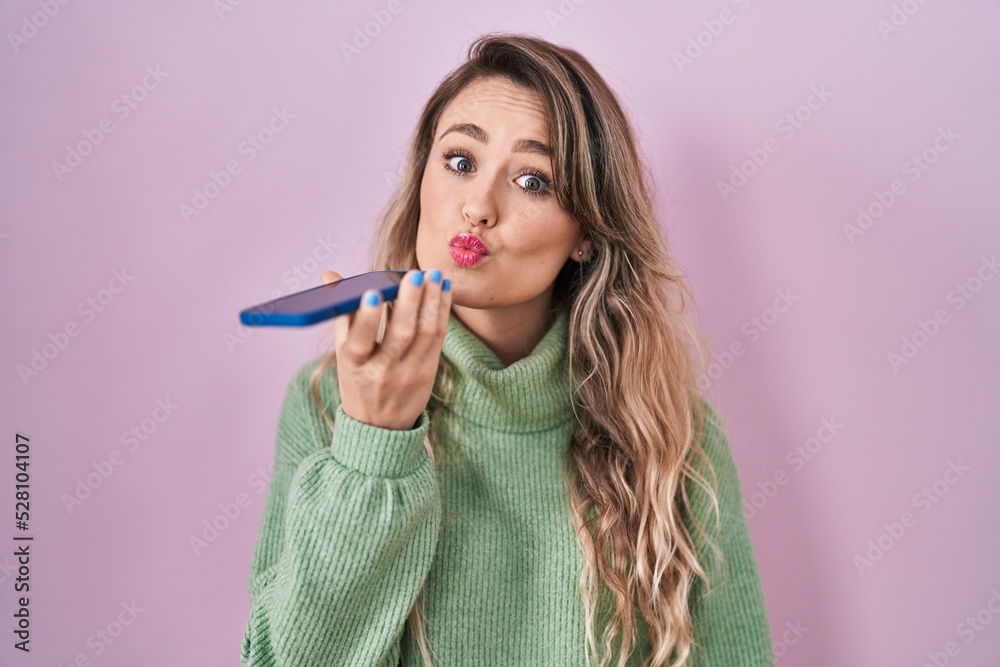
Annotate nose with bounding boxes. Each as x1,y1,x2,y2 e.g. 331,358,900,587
461,175,498,227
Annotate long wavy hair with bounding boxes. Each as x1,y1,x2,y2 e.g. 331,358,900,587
308,33,726,667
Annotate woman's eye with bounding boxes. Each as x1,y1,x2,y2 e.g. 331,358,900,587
516,174,547,193
448,155,474,173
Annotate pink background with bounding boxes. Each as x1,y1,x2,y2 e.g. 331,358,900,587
2,1,998,665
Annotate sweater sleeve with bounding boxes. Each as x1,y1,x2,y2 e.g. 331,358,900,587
685,398,776,667
240,359,443,667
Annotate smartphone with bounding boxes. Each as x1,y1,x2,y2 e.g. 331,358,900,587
239,270,407,327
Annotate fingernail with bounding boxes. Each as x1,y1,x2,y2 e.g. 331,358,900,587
442,279,451,292
429,269,442,284
365,291,380,307
410,271,424,286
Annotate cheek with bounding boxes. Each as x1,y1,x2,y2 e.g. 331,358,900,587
416,173,449,257
510,209,577,255
420,167,450,210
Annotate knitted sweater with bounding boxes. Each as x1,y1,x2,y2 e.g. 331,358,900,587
240,303,776,667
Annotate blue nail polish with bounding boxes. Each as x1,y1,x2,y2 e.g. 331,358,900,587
410,271,424,286
442,279,451,292
429,269,442,283
365,291,379,306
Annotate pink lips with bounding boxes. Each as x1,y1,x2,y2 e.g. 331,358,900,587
450,233,489,255
449,233,489,268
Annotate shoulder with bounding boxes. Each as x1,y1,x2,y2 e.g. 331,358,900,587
695,398,731,466
692,397,738,485
684,397,747,540
685,399,775,663
273,354,342,465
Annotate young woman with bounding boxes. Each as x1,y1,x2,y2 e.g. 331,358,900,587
241,33,775,667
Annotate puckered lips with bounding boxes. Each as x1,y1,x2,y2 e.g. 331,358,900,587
448,233,490,268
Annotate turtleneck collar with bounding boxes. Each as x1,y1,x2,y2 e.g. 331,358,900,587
439,303,573,433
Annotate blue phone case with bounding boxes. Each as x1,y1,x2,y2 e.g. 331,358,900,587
239,270,407,327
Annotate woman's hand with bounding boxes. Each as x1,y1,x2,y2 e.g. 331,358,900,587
323,269,452,431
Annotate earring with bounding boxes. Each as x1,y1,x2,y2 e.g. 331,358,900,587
577,248,590,284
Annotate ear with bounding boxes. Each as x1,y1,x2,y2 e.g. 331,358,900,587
570,239,594,263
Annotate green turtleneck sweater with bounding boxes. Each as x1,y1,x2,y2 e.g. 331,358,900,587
240,305,775,667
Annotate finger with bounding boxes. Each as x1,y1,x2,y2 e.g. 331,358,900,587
437,277,453,336
381,269,426,361
412,269,446,358
341,287,384,363
321,271,343,285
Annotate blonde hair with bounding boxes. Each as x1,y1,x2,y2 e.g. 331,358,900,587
309,32,726,667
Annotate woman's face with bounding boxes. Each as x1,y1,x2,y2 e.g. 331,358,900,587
415,76,589,310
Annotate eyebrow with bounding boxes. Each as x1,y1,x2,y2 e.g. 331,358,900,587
438,122,552,157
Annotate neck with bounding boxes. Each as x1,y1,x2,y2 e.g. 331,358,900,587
450,290,558,368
